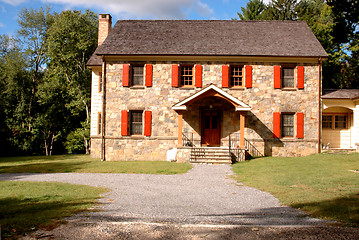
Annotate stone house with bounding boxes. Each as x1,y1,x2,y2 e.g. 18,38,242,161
322,89,359,150
87,14,328,162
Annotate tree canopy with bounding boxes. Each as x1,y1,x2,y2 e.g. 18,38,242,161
0,8,98,156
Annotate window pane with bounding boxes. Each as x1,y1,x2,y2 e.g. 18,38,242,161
180,66,193,86
282,68,294,88
132,66,144,85
322,115,332,129
230,66,243,87
130,111,143,135
212,116,218,130
335,115,347,129
205,115,211,129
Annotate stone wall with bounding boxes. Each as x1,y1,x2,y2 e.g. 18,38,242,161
90,61,320,161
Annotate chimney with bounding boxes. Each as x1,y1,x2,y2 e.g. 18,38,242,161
98,14,112,46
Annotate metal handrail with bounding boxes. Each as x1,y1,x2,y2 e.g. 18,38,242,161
182,132,195,147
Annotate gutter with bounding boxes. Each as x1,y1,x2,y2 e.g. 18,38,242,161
101,56,107,161
318,58,322,154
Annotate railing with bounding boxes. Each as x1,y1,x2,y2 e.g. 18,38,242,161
244,138,263,157
182,132,195,147
228,134,245,162
229,133,263,158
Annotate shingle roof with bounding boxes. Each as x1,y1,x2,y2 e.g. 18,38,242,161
322,89,359,99
87,53,103,66
94,20,328,58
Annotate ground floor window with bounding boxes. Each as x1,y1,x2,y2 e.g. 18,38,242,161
130,111,143,135
281,113,294,137
322,114,347,129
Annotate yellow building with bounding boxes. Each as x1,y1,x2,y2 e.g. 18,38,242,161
322,89,359,150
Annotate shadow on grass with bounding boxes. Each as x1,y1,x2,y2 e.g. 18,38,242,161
291,193,359,226
0,196,98,238
0,154,85,163
0,160,92,174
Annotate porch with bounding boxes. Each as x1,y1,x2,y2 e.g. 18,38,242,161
172,85,264,164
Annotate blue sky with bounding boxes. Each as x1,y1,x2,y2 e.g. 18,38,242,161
0,0,271,36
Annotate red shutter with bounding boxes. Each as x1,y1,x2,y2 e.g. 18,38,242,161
144,111,152,136
245,65,252,88
145,64,153,87
121,110,128,136
222,65,229,88
123,64,130,87
274,66,281,89
297,112,304,139
195,65,202,88
273,112,281,138
172,65,179,87
297,66,304,89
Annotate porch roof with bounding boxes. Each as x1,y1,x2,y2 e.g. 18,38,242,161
172,84,251,111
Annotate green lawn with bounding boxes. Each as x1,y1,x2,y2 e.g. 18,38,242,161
0,154,192,174
232,153,359,226
0,181,105,238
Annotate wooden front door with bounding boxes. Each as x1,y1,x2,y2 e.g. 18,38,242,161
201,110,221,146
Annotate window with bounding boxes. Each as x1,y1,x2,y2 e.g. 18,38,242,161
98,112,102,135
230,66,243,87
99,72,103,93
131,65,144,86
322,115,332,129
282,67,294,88
322,114,348,129
130,111,143,135
180,65,194,87
281,113,294,137
335,115,347,129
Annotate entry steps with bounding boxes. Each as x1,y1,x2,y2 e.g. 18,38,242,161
190,147,232,164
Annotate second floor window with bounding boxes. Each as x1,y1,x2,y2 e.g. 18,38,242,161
180,65,194,87
230,66,243,87
131,65,144,86
282,67,294,88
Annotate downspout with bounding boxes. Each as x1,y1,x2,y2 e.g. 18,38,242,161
101,56,107,161
318,58,322,153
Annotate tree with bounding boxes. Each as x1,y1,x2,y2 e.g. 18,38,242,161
266,0,298,20
46,10,98,154
16,7,55,132
237,0,267,20
327,0,359,88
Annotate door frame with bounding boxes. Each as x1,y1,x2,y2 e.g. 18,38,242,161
201,109,221,146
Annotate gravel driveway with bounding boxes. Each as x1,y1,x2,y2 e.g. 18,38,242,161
1,164,322,226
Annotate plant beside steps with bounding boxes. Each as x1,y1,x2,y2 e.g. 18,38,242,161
190,147,233,164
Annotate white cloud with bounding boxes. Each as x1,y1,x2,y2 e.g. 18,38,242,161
262,0,271,3
0,21,5,27
41,0,214,19
0,0,27,6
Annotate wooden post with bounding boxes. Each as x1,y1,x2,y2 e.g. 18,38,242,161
178,111,183,147
240,112,245,149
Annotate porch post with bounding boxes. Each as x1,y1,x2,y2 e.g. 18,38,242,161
178,111,183,147
240,112,245,149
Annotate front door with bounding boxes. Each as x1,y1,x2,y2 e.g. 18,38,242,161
201,110,221,146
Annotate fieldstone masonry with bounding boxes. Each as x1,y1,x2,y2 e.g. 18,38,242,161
90,61,320,161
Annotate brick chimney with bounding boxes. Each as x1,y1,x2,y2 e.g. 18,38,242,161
98,14,112,46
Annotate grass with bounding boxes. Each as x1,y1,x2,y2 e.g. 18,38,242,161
232,153,359,226
0,181,105,238
0,154,192,174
